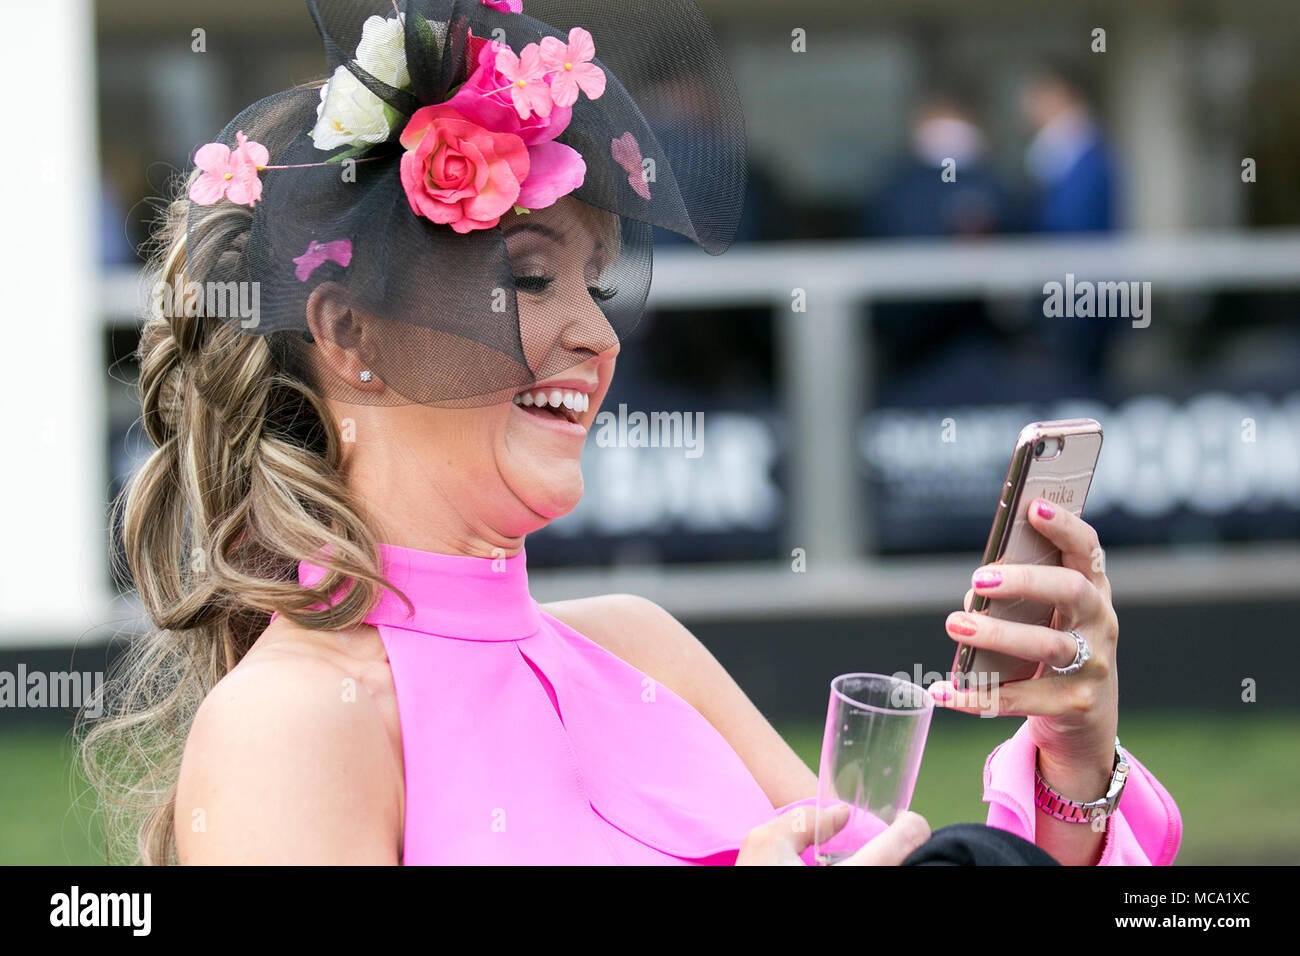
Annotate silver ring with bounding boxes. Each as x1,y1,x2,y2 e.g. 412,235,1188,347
1051,629,1092,675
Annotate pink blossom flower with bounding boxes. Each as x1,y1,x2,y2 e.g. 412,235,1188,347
451,36,572,146
189,130,269,207
494,42,554,120
539,28,606,107
446,41,586,212
292,238,353,281
515,140,587,210
399,103,530,233
611,131,651,201
481,0,523,11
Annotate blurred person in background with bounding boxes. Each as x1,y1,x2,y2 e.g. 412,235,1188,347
1004,66,1127,394
863,89,1011,239
860,89,1008,407
1020,66,1119,234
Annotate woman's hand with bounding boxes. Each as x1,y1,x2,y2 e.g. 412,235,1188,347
735,805,931,866
928,498,1120,863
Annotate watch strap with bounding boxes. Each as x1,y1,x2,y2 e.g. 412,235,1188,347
1034,736,1128,824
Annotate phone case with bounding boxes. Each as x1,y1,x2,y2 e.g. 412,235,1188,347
951,419,1103,691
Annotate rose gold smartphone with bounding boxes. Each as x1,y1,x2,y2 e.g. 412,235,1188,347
951,418,1103,691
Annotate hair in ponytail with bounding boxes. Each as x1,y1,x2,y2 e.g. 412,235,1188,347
78,166,391,864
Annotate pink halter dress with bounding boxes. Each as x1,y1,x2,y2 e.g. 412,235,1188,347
298,542,791,864
296,542,1182,866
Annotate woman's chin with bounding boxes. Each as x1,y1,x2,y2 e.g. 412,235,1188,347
501,404,590,519
505,456,585,521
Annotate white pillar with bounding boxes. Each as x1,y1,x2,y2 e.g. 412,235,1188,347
0,0,105,643
779,289,865,563
1109,7,1196,232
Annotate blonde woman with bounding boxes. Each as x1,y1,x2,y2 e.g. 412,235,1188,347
83,0,1180,866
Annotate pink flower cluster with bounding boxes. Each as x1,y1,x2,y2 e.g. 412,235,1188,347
186,7,627,240
190,130,269,207
398,27,606,233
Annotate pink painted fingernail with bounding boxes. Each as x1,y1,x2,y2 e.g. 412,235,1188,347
972,568,1002,589
947,612,978,637
929,684,952,703
1035,499,1056,519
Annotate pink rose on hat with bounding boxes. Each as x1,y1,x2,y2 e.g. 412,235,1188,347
398,104,531,233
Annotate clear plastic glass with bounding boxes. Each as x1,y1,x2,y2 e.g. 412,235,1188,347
813,672,934,865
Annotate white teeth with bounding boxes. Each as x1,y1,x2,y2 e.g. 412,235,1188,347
514,387,591,415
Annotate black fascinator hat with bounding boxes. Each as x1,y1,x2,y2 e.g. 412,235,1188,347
181,0,747,406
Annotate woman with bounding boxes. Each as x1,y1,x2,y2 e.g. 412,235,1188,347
83,0,1180,866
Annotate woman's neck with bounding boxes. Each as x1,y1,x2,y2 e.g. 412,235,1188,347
325,397,553,559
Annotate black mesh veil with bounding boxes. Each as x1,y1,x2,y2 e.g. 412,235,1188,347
181,0,747,406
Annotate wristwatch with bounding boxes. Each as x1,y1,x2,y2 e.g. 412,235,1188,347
1034,736,1129,824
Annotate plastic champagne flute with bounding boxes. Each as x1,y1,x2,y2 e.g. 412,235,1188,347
813,672,934,865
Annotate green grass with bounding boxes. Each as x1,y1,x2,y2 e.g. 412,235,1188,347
1,728,104,865
4,711,1297,864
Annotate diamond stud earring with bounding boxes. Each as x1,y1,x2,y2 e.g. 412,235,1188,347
359,370,372,383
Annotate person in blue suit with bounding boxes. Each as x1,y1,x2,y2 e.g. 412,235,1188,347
1020,67,1119,234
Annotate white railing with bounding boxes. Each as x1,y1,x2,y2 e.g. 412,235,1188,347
38,230,1300,645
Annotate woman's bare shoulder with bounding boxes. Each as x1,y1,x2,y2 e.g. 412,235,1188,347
174,617,401,863
541,593,818,807
541,593,733,718
541,593,670,666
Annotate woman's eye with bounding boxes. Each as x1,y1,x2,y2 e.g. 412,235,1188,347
513,274,554,295
514,274,617,303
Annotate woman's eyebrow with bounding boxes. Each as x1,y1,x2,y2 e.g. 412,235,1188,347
505,220,613,268
503,222,564,242
505,221,609,250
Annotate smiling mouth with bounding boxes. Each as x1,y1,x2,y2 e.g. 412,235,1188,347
512,387,591,425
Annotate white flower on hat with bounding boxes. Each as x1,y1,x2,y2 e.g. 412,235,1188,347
355,14,409,89
310,16,409,151
310,65,392,150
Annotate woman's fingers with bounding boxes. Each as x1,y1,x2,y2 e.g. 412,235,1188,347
736,804,848,866
928,671,1092,718
945,611,1080,669
837,811,931,866
1025,498,1109,592
736,805,933,866
938,504,1121,748
970,562,1104,626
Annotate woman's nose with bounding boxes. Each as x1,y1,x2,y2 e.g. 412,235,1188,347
557,291,621,358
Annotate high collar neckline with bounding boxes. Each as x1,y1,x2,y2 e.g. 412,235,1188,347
297,541,541,642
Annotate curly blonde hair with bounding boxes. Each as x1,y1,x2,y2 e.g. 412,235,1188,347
78,166,395,864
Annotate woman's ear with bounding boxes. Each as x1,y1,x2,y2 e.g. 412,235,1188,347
304,282,386,394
